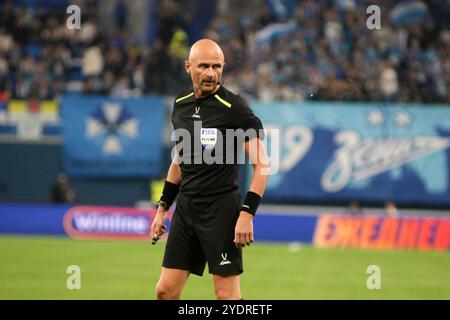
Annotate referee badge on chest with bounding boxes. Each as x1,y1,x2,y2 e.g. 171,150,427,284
200,128,217,150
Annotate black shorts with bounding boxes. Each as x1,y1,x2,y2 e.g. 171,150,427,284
162,190,243,276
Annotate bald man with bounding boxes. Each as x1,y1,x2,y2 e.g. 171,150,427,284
150,39,269,300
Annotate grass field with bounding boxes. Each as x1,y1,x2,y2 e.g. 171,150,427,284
0,235,449,300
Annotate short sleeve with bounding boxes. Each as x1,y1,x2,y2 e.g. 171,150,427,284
230,96,264,141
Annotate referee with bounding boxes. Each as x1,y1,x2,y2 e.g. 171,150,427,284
150,39,269,300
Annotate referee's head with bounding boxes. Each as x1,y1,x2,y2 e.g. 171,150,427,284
185,39,225,98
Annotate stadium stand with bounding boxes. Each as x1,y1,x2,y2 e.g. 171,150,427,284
0,0,449,103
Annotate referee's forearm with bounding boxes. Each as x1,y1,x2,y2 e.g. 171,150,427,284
248,164,269,197
166,162,182,185
244,138,269,197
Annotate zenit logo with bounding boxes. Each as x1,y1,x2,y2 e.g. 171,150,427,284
321,132,450,193
64,206,155,241
85,102,139,155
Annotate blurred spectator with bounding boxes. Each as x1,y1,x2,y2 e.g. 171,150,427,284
150,174,165,206
384,201,399,217
379,60,399,102
83,76,102,95
82,43,103,78
105,44,125,76
49,43,71,81
169,27,189,60
0,27,13,54
155,0,187,46
101,70,115,95
79,17,98,45
111,74,133,98
13,76,30,99
0,55,7,77
145,39,171,94
132,63,145,95
346,201,363,215
51,172,77,204
115,0,128,32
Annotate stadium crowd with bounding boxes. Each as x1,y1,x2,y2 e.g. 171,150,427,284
0,0,449,103
208,0,450,103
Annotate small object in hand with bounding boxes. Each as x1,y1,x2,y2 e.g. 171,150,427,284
151,225,167,245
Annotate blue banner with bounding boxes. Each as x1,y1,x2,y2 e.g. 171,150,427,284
0,203,69,236
62,95,164,177
253,102,450,206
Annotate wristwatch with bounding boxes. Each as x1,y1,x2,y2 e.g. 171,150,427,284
156,200,169,211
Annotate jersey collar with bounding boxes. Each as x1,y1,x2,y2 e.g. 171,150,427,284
194,85,224,101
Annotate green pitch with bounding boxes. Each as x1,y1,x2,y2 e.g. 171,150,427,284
0,235,448,300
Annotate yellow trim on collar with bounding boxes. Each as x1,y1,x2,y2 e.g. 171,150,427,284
175,92,194,103
214,94,232,108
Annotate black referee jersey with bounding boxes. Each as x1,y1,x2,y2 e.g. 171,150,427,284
171,85,264,197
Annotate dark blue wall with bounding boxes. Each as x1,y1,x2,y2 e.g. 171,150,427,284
0,142,247,206
0,143,150,206
0,143,62,202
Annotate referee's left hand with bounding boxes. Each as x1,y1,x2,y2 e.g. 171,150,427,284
234,211,254,248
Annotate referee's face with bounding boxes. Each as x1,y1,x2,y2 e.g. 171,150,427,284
186,40,225,98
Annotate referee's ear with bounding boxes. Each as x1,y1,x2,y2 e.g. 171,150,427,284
185,60,191,74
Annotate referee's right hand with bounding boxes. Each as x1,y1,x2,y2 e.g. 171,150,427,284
150,207,167,244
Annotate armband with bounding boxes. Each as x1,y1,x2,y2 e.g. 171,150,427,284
240,191,261,216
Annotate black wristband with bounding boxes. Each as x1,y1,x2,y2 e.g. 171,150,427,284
240,191,261,216
159,181,180,208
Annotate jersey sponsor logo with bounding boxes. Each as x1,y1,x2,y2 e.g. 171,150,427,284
220,253,232,266
63,206,155,241
201,128,217,150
